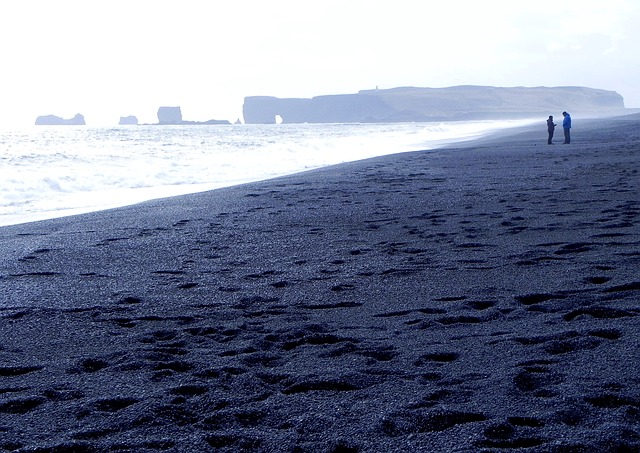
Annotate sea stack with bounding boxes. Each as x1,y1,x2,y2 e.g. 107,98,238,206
157,106,182,124
35,113,86,125
118,115,139,125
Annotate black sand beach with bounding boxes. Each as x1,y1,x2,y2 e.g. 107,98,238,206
1,115,639,452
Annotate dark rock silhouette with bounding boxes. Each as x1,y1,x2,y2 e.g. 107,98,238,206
242,85,626,124
155,106,231,125
119,115,139,125
35,113,86,126
157,106,183,125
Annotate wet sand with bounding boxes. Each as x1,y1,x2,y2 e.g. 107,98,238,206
0,115,639,452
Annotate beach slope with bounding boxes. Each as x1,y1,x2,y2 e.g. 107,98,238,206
0,115,639,452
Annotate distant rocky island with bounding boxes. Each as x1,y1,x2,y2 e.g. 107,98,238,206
35,108,231,126
242,86,627,124
119,115,139,125
35,113,86,126
33,86,628,127
154,106,231,125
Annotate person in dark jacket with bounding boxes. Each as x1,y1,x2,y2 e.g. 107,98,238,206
547,115,556,144
562,111,571,144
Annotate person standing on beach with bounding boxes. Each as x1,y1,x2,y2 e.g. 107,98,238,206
547,115,556,144
562,111,572,144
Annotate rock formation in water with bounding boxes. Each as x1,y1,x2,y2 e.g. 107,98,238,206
242,86,627,124
157,106,183,124
35,113,86,126
119,115,139,125
155,106,231,125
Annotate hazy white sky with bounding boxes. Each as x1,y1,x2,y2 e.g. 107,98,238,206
1,0,638,126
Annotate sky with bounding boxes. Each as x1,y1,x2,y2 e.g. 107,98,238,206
1,0,639,126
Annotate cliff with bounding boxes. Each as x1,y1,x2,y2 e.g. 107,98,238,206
242,86,626,124
35,113,86,126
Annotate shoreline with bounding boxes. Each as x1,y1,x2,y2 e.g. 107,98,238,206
0,114,638,451
0,118,541,229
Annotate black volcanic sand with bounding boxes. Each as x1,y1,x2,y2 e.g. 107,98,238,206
0,115,639,452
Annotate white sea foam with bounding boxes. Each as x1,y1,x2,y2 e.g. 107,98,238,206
0,120,536,227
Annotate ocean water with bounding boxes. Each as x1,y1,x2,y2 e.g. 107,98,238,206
0,120,536,227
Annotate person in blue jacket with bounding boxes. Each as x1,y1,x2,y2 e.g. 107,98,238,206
562,111,571,144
